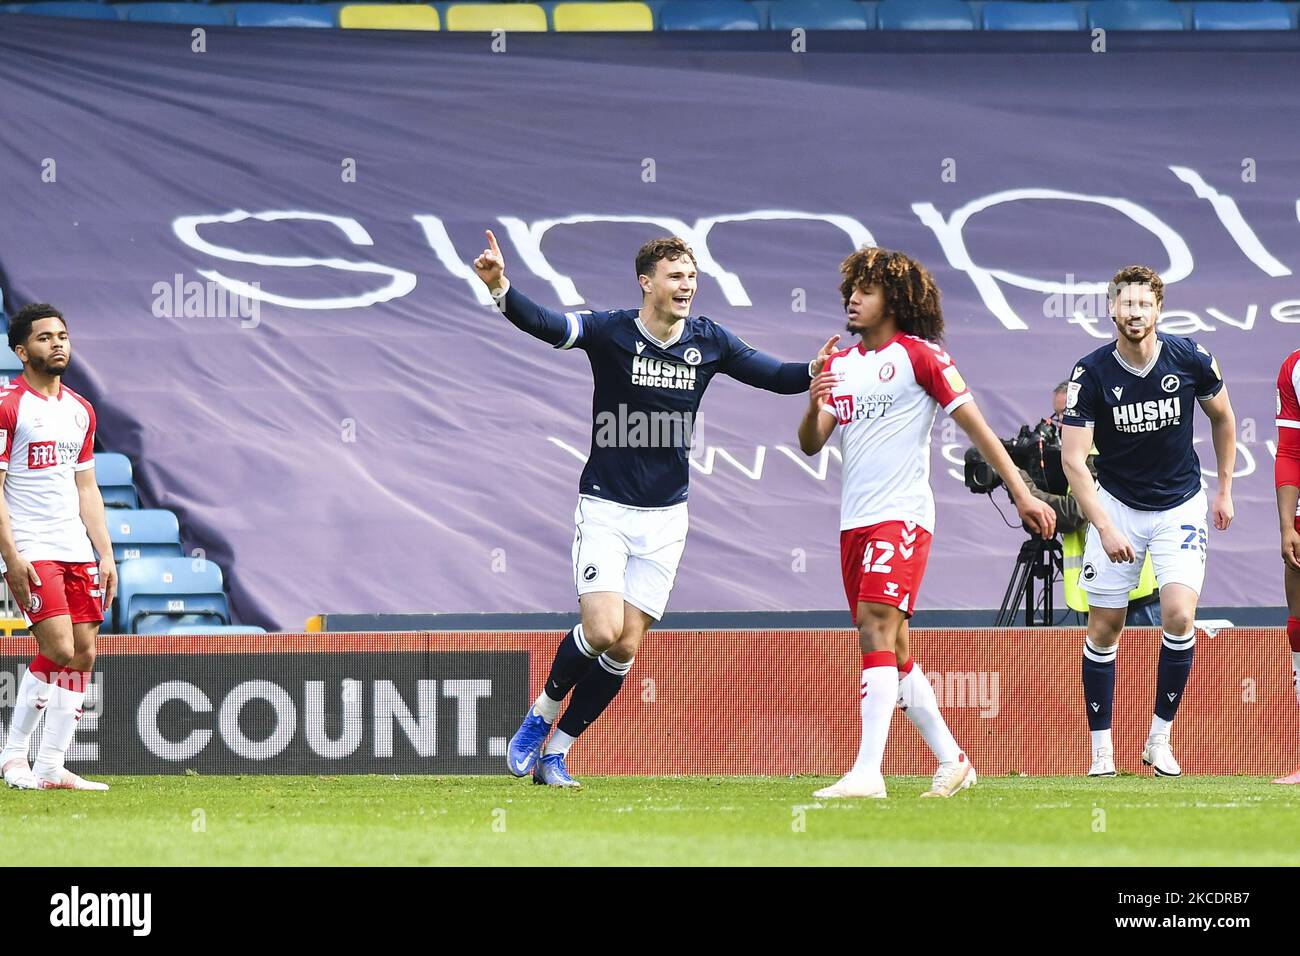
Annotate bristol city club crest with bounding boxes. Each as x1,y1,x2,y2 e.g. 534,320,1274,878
878,362,896,383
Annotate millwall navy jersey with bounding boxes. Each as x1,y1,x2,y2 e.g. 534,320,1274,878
1062,333,1223,511
500,286,811,508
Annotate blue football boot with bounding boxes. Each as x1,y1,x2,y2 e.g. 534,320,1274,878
532,752,582,789
506,709,551,777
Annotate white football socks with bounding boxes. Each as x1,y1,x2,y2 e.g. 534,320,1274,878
0,668,51,767
850,654,898,777
897,660,963,764
32,682,85,780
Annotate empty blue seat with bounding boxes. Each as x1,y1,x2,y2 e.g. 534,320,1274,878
94,452,139,509
983,1,1085,30
18,2,118,19
123,3,233,24
659,0,761,30
769,0,869,29
878,0,974,30
108,509,182,561
164,624,268,635
1088,1,1185,30
233,3,335,27
134,613,231,634
0,352,21,383
116,556,229,633
1191,1,1291,29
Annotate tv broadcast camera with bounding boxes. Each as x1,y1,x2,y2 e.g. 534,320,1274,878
962,419,1066,627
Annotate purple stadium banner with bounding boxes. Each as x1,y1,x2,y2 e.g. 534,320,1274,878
1,22,1297,629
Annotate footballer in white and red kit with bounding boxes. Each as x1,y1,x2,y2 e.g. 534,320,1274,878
1274,349,1300,785
798,248,1055,799
0,304,116,792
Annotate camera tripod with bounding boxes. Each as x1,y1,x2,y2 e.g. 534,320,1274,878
994,535,1063,627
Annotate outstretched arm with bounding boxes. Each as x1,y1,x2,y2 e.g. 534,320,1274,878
473,229,579,349
722,332,840,395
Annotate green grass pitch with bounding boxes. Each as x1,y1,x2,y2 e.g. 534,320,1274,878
3,775,1299,866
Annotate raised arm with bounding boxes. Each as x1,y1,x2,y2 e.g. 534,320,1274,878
473,229,579,349
798,370,838,455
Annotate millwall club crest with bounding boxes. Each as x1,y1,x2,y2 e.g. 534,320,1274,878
1162,374,1180,393
582,564,599,583
683,347,702,366
1081,562,1097,583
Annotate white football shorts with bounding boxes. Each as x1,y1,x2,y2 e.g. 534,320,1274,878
1081,483,1208,609
571,494,689,621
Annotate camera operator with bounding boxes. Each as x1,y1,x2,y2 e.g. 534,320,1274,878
1051,381,1069,425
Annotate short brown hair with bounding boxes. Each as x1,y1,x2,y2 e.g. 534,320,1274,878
838,247,944,342
635,237,696,283
1109,264,1163,308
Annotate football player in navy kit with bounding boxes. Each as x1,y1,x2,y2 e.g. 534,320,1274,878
474,230,838,787
1061,265,1236,779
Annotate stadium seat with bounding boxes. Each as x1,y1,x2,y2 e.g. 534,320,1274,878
982,1,1085,30
769,0,870,30
1191,1,1291,29
0,351,21,384
94,452,139,509
233,3,336,27
108,509,182,562
659,0,761,30
444,3,546,30
339,3,440,29
119,4,226,26
1088,1,1185,30
123,3,233,25
115,556,229,633
18,2,119,19
552,1,653,31
164,624,269,635
877,0,975,30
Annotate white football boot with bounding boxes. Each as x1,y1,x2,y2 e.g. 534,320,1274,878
1141,734,1182,777
1088,746,1117,777
813,770,887,799
2,758,39,791
36,769,109,791
921,754,976,798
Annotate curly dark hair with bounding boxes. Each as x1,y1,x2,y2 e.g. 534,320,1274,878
1109,264,1163,309
9,303,66,351
838,247,944,342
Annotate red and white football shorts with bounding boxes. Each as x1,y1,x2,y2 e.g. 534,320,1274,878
13,560,104,627
840,520,933,617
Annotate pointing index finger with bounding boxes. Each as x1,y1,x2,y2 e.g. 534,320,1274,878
485,229,501,256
